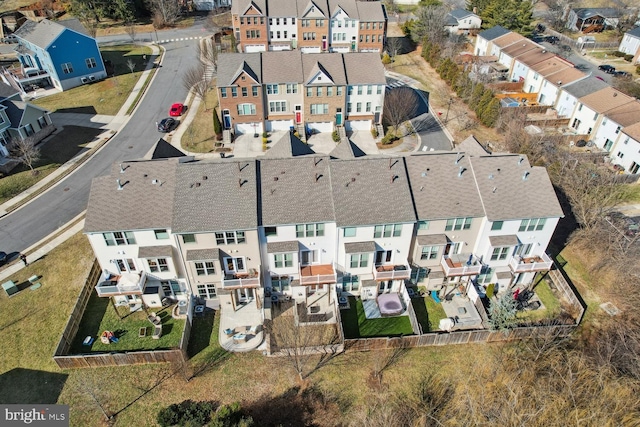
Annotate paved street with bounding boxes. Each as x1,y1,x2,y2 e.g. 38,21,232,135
0,38,198,254
385,76,453,152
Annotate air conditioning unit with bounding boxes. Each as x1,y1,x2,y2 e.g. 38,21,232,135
88,75,96,82
80,77,89,84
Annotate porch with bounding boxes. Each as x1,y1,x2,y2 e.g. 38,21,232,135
509,253,553,273
441,254,482,277
372,262,411,280
221,268,260,288
299,264,336,285
95,272,145,297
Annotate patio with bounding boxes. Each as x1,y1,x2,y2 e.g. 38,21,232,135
219,300,264,352
70,291,186,354
440,295,483,330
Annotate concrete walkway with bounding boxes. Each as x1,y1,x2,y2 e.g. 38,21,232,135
0,43,162,282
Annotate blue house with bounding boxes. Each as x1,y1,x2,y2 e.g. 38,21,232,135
8,18,106,93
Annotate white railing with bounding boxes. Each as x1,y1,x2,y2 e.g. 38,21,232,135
372,263,411,280
221,270,261,288
95,272,145,297
509,252,553,273
441,255,482,277
299,264,337,285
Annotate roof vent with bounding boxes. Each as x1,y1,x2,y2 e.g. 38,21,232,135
522,171,530,181
419,186,424,191
281,170,286,174
492,187,497,193
351,177,356,182
613,92,618,97
152,179,159,185
315,173,323,182
202,175,208,180
458,166,466,177
195,182,201,187
488,174,494,180
119,163,125,173
239,178,248,187
116,179,123,190
391,174,398,183
557,81,562,85
518,156,524,166
455,152,462,164
497,168,501,173
542,49,546,53
273,176,279,181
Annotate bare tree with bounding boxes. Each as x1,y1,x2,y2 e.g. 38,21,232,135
268,306,338,382
182,64,210,109
125,21,136,42
10,136,40,174
146,0,181,28
126,59,136,73
386,37,404,61
383,87,419,134
75,374,113,421
196,38,219,75
544,0,571,31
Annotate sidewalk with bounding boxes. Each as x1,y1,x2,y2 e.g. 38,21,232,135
0,43,162,281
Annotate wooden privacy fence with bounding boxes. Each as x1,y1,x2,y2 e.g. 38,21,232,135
53,259,191,369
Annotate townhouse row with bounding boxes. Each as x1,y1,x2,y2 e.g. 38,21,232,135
217,51,385,136
475,26,640,175
231,0,387,53
84,137,563,313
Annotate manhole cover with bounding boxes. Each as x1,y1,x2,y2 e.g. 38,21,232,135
600,302,620,316
128,146,133,149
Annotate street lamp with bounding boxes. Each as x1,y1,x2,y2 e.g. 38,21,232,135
444,98,453,124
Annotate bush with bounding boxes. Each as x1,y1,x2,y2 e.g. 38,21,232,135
371,127,379,138
262,137,268,144
624,54,634,62
157,400,216,427
332,130,340,142
262,131,269,138
380,132,398,145
636,65,640,75
212,108,222,141
613,51,626,57
381,52,391,64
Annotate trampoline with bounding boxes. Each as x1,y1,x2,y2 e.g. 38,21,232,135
378,293,404,316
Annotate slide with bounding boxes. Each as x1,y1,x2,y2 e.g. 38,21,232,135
431,290,441,303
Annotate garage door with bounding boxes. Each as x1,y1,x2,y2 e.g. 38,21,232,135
345,120,371,131
307,122,333,133
266,120,293,131
300,46,321,53
270,44,291,51
330,46,349,53
235,122,263,135
359,48,380,53
244,44,266,53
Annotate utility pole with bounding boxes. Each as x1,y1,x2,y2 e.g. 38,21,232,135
444,98,453,124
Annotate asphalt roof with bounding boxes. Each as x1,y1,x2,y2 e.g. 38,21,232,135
172,160,258,233
573,8,620,19
84,159,179,233
261,50,304,83
217,53,263,86
260,156,335,225
579,87,635,114
469,155,564,221
264,132,316,158
330,157,415,226
329,139,367,159
478,26,510,42
404,153,485,221
627,26,640,39
343,53,386,85
0,81,20,101
561,76,609,99
231,0,385,20
14,18,88,48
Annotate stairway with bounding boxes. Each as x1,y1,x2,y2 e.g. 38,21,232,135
376,124,384,138
223,129,232,144
297,124,306,142
337,126,346,138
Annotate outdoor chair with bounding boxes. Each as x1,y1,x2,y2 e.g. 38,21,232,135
148,312,162,325
152,324,162,339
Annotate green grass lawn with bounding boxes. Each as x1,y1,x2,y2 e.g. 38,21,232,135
182,87,219,153
516,279,562,322
70,292,185,354
341,297,414,338
412,296,447,332
33,45,153,116
0,126,103,204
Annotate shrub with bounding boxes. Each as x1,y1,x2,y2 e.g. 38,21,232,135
262,137,268,144
624,54,634,62
371,127,379,138
262,131,269,138
212,108,222,140
157,400,216,427
381,52,391,64
332,130,340,142
636,65,640,75
613,51,626,57
380,132,398,145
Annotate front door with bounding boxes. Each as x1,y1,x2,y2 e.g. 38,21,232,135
374,106,381,124
223,109,231,130
295,105,302,124
336,108,343,126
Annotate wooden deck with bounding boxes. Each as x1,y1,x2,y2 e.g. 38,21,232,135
300,264,334,276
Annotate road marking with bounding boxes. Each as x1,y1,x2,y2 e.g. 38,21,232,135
386,81,406,89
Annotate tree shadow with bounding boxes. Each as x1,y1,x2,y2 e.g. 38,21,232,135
187,309,215,357
0,368,68,404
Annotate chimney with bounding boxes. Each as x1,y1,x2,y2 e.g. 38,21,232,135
116,179,123,190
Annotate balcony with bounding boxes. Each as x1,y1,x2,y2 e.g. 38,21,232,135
299,264,336,285
221,269,261,289
372,263,411,281
441,254,482,277
509,253,553,273
96,272,145,297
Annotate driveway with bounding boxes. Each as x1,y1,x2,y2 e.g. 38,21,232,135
385,75,453,152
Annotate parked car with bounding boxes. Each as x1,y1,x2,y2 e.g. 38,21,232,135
2,34,18,44
0,251,7,265
169,103,186,117
157,118,177,132
545,35,559,44
598,64,616,74
613,70,631,78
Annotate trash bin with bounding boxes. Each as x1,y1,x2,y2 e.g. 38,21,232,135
220,152,226,158
290,126,295,133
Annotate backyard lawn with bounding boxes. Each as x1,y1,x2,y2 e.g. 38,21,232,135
341,297,414,338
412,295,448,332
70,292,185,354
33,45,153,116
516,279,562,322
181,87,219,153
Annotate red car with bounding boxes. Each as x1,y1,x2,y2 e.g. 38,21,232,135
169,103,186,117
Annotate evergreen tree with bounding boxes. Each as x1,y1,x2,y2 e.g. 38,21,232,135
477,0,534,36
480,98,501,127
475,88,494,116
213,108,222,139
